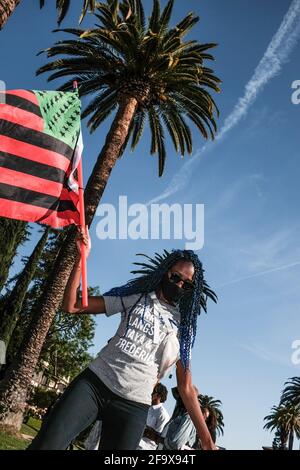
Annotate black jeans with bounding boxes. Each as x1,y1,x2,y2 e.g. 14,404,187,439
28,368,149,450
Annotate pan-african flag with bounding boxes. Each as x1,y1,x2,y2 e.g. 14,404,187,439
0,89,83,227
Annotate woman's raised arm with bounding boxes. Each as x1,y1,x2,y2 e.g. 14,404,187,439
62,227,106,315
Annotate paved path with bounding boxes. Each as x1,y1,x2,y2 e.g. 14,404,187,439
21,433,33,441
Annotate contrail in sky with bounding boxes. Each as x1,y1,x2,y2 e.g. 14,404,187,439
146,0,300,206
218,261,300,288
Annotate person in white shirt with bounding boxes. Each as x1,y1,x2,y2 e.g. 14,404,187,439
137,383,170,450
29,232,218,451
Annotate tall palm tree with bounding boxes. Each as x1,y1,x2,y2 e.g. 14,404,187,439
0,227,50,351
264,404,300,450
37,0,220,176
0,0,96,31
0,219,29,293
199,394,224,440
0,0,221,430
281,377,300,408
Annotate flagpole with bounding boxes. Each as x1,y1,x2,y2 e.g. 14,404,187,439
78,160,88,308
73,81,88,308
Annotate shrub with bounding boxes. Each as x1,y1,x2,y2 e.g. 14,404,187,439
29,387,58,409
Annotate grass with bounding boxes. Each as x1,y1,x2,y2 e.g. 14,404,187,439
21,417,41,438
0,418,83,450
0,430,28,450
0,417,41,450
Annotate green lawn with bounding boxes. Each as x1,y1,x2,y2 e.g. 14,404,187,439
0,431,28,450
0,417,41,450
21,417,41,438
0,418,84,450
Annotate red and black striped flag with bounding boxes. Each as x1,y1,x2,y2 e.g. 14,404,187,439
0,89,83,227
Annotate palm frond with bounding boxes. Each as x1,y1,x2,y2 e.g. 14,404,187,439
40,0,96,25
38,0,221,176
281,377,300,407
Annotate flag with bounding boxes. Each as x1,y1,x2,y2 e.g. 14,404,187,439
0,89,83,228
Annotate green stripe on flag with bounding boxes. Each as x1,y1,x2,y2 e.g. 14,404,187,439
34,90,81,148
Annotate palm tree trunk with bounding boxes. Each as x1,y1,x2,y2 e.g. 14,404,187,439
288,430,294,450
0,227,50,349
0,96,138,430
0,0,21,30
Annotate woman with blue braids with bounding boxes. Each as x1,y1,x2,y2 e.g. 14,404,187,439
29,228,218,451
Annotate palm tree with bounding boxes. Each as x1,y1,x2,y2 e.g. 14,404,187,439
5,229,68,366
0,219,29,293
281,377,300,408
37,1,220,176
0,227,50,351
0,0,96,31
264,404,300,450
199,394,224,441
0,0,220,430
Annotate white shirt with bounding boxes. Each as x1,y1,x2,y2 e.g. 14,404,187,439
138,403,170,450
89,292,180,405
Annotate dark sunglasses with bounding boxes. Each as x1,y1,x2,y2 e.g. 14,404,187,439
169,272,194,291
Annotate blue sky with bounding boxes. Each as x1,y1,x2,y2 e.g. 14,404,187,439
1,0,300,450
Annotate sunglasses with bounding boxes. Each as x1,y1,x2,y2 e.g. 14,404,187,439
169,272,194,291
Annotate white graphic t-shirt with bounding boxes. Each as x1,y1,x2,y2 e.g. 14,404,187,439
89,291,180,405
138,403,170,450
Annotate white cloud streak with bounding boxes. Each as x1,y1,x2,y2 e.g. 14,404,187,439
238,342,294,368
218,260,300,288
146,0,300,206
